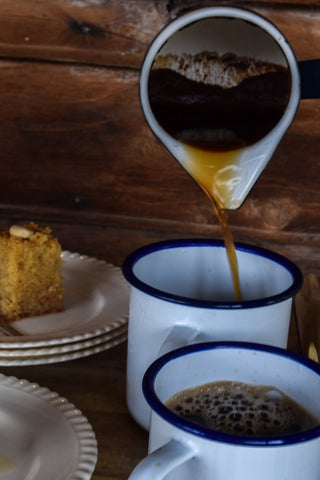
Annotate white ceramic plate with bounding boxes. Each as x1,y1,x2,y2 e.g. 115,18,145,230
0,374,97,479
0,252,129,348
0,332,128,366
0,324,127,358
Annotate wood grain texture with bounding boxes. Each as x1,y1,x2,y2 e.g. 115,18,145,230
0,63,318,273
0,0,166,67
0,0,318,270
169,0,320,10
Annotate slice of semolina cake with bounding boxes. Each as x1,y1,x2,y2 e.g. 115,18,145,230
0,223,64,322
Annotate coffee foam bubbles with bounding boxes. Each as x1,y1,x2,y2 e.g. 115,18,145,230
165,381,318,436
152,52,286,88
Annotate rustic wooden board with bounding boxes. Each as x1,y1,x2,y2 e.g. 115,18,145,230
0,0,166,67
0,0,318,278
0,1,318,64
170,0,320,10
0,62,317,235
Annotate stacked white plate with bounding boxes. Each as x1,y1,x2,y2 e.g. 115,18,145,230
0,252,130,365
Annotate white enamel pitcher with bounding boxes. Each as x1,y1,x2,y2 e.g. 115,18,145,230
140,6,317,209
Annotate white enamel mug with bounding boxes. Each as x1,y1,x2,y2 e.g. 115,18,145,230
129,342,320,480
122,239,303,429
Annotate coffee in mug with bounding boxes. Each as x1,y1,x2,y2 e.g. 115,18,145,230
166,380,318,436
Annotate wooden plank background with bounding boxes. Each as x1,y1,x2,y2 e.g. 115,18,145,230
0,0,318,279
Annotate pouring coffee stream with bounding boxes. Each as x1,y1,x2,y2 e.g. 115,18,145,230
140,7,319,300
203,188,242,301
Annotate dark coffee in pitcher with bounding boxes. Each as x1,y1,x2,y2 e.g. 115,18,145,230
148,52,291,151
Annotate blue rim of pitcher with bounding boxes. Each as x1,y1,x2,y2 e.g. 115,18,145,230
143,341,320,446
122,239,303,309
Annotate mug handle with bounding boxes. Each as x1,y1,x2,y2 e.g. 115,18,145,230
128,439,194,480
158,325,204,356
299,59,320,99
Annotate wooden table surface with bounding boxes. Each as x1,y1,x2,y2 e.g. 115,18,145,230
0,311,304,480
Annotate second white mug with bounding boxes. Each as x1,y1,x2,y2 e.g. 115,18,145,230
129,341,320,480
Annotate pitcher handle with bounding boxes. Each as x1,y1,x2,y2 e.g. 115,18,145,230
128,439,194,480
298,59,320,99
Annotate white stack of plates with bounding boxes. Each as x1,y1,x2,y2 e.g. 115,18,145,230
0,252,130,365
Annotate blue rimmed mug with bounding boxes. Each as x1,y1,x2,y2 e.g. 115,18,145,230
129,341,320,480
122,239,303,429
